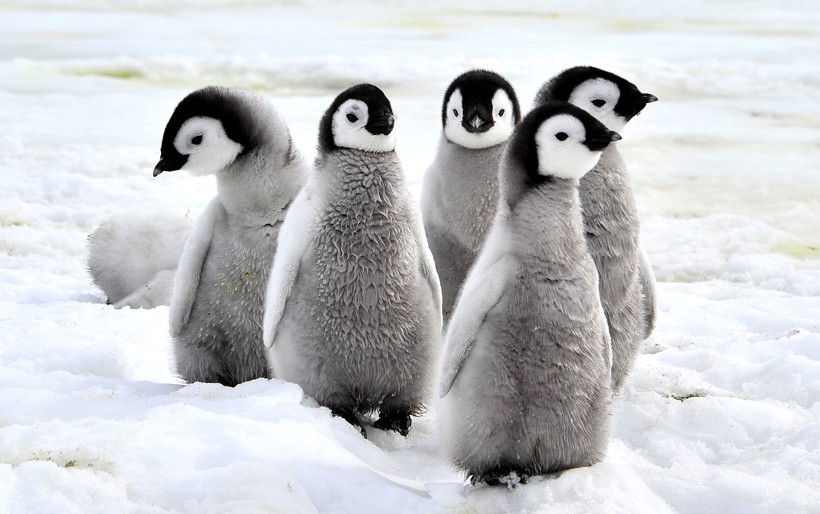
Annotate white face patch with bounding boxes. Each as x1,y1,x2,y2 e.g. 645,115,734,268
534,114,603,180
331,99,395,152
568,78,626,134
444,88,516,150
173,117,243,176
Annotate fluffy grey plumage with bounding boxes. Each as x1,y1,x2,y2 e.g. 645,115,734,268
534,66,659,391
421,138,507,322
439,101,617,484
264,84,441,437
155,86,307,386
421,70,520,324
87,212,191,309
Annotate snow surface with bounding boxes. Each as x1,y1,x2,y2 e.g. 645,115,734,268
2,1,820,512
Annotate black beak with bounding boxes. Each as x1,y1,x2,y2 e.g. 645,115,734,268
641,93,658,104
461,105,494,134
586,130,622,151
366,112,395,136
153,154,188,177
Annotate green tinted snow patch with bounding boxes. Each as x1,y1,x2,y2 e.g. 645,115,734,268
773,241,820,260
71,68,146,80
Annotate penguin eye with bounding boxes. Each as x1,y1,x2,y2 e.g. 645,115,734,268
346,113,358,123
591,99,606,108
498,109,505,117
555,132,568,141
452,109,459,118
191,134,203,145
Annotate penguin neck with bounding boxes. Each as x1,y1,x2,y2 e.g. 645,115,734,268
321,148,405,216
332,147,404,185
436,134,507,249
578,142,635,229
439,134,507,178
509,177,588,266
579,144,625,196
216,143,306,226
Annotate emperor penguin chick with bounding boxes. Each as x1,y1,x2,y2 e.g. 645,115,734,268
154,86,308,386
439,101,619,485
263,84,442,437
534,66,659,392
88,212,191,309
421,69,521,324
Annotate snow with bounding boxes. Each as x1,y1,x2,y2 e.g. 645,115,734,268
2,1,820,512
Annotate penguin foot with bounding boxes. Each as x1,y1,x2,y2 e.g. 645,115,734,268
331,408,367,439
471,469,529,488
373,411,412,436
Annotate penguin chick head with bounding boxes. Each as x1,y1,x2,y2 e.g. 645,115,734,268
534,66,657,134
153,86,284,177
442,69,521,149
318,83,396,154
506,100,621,186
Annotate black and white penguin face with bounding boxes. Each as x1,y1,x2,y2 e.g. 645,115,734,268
332,98,395,152
442,70,521,149
534,112,620,180
535,66,657,135
319,83,396,154
568,78,627,133
507,101,621,184
156,116,243,177
154,86,264,177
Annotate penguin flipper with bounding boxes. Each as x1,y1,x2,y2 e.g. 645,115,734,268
439,254,513,397
410,198,443,320
600,305,614,388
638,248,657,338
169,198,222,337
263,186,315,348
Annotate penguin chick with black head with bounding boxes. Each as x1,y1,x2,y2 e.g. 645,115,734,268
534,66,659,392
154,86,308,386
263,84,442,438
421,69,521,324
438,101,619,486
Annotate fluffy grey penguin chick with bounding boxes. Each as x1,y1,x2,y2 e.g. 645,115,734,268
263,84,442,437
154,86,307,387
534,66,658,392
88,212,192,309
439,101,619,485
421,69,521,324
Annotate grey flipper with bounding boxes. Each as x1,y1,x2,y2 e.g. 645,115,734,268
411,202,443,323
638,248,657,338
169,198,220,337
263,186,316,349
439,221,513,396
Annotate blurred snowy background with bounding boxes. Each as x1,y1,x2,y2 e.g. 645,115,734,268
1,1,819,512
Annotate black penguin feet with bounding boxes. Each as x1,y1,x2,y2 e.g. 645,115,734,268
331,408,367,439
373,410,412,436
471,469,530,488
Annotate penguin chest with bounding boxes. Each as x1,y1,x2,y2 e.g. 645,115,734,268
471,273,608,400
312,207,421,348
200,226,278,331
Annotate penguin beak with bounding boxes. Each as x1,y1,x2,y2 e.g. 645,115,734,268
153,154,188,177
586,130,622,151
462,106,494,134
366,112,395,136
641,93,658,104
